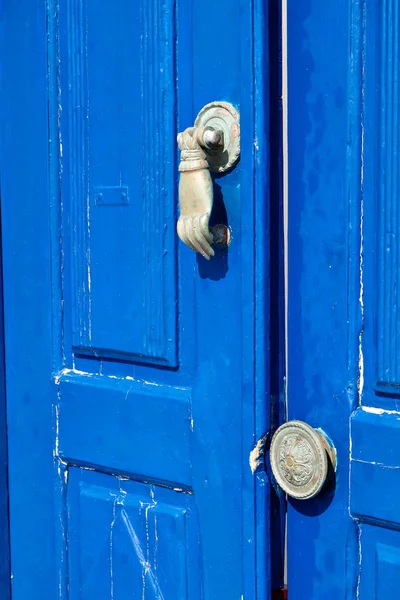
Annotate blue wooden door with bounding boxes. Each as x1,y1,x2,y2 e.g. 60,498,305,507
0,1,273,598
285,0,400,597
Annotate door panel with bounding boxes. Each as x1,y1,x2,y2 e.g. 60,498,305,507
1,0,272,598
286,0,360,596
59,374,192,485
61,0,177,366
353,0,400,594
286,0,400,597
357,527,400,598
67,468,202,598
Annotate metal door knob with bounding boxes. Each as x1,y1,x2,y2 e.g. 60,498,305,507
270,421,336,500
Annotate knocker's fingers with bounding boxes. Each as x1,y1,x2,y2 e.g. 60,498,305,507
195,232,214,259
184,218,202,254
186,217,212,260
178,215,215,259
199,213,214,245
193,216,215,259
177,217,196,253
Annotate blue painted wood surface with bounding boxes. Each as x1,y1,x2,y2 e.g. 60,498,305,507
353,2,400,594
0,249,11,600
1,0,276,598
287,0,400,597
287,0,361,596
0,24,11,587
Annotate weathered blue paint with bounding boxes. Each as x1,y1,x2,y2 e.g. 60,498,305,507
287,0,361,596
0,14,11,581
0,168,11,600
1,0,276,598
352,0,400,594
288,0,400,597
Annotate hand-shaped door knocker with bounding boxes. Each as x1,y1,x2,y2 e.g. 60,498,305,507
177,102,240,260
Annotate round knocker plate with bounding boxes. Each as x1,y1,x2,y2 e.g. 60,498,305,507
194,101,240,173
270,420,329,500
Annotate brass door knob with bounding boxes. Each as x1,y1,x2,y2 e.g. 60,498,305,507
270,421,336,500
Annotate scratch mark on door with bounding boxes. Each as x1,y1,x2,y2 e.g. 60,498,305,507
121,508,164,600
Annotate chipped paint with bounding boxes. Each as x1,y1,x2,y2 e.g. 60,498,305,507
361,405,400,416
87,263,91,294
53,401,60,475
358,202,364,400
356,525,362,598
249,433,268,474
55,367,96,379
142,379,165,387
351,458,400,469
54,368,180,389
357,339,364,400
357,57,365,402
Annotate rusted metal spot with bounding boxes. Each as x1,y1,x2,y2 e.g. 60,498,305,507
210,224,231,251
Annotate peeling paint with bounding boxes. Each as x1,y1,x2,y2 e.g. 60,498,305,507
54,368,178,391
142,379,163,387
87,263,91,294
358,211,364,400
356,525,362,598
351,458,400,469
55,368,134,382
54,404,60,460
358,340,364,400
358,65,365,402
86,187,92,339
249,433,268,474
361,405,400,416
57,367,93,378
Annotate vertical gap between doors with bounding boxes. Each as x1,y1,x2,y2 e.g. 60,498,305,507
282,0,288,589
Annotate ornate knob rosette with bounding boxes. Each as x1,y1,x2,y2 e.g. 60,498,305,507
270,421,332,500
